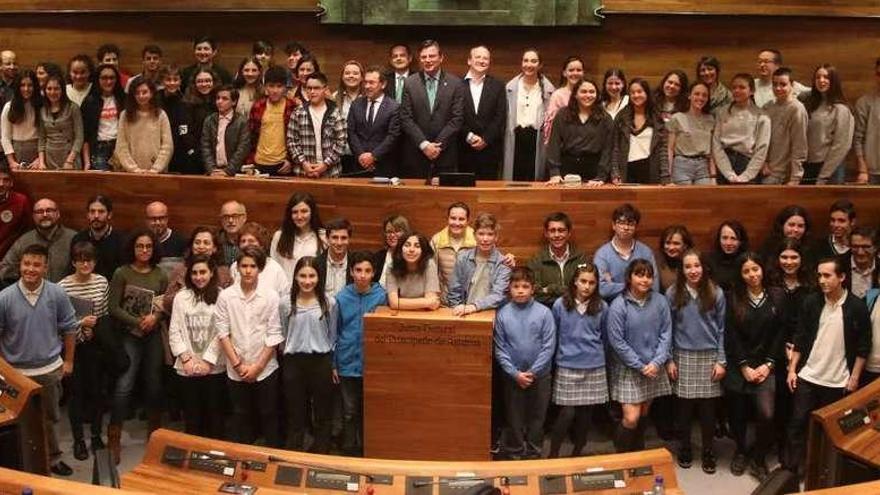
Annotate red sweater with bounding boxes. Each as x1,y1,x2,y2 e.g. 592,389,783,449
0,191,31,258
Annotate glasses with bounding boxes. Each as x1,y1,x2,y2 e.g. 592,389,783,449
851,244,875,251
34,208,58,215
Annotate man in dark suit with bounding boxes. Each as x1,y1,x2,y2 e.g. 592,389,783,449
399,40,464,179
383,44,412,104
348,66,401,178
459,45,507,180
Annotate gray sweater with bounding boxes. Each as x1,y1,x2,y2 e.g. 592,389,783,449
763,97,808,183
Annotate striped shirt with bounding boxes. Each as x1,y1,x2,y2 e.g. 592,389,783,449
57,273,109,341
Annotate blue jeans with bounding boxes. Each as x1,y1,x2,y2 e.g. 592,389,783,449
111,331,164,424
672,155,713,185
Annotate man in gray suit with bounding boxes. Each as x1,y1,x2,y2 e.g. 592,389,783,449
399,40,464,179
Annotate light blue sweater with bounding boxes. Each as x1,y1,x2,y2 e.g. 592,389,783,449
0,281,78,370
665,285,727,364
594,240,659,301
494,298,556,378
606,291,671,370
552,297,608,369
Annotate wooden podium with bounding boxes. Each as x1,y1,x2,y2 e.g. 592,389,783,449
363,307,495,461
0,357,47,475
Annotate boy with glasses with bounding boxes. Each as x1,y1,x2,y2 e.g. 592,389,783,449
594,203,659,302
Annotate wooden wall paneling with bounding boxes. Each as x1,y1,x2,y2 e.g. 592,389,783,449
603,0,880,17
0,0,314,11
13,172,880,263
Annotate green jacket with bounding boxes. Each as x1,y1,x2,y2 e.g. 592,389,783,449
526,245,587,307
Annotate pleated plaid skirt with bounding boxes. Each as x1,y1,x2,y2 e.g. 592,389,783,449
610,357,672,404
672,349,723,399
553,366,609,406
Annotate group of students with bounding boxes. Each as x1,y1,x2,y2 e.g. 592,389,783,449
2,39,880,183
0,164,877,482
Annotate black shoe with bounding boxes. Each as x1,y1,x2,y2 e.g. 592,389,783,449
73,439,88,461
730,453,747,476
50,461,73,476
701,449,717,474
91,435,105,451
677,448,693,469
748,458,769,481
715,421,729,439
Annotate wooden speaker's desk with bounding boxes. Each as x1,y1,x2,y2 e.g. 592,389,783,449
806,379,880,490
802,479,880,494
0,357,47,474
122,429,682,495
363,307,494,460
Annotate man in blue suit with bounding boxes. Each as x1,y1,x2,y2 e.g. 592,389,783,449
347,66,401,178
399,40,464,179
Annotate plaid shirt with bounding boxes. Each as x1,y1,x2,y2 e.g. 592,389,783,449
286,101,346,178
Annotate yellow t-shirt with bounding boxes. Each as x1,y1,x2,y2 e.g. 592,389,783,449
254,100,287,165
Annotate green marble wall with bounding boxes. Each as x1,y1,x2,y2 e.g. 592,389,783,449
321,0,602,26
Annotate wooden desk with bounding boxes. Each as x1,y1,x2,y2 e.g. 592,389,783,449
0,466,149,495
806,379,880,490
0,358,47,474
363,307,494,461
802,479,880,494
122,429,681,495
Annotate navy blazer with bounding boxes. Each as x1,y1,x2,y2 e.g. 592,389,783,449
399,70,464,178
347,95,401,164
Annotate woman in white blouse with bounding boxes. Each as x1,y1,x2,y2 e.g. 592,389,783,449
270,192,326,281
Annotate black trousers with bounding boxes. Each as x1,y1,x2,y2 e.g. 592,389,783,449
68,339,104,441
727,375,775,461
339,376,363,456
549,404,597,457
678,398,717,452
783,377,845,471
501,373,552,456
626,158,653,184
227,370,281,447
512,127,538,181
281,353,334,453
180,372,226,439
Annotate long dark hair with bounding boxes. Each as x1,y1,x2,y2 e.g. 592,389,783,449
731,251,765,323
564,79,602,123
7,70,41,125
804,64,847,114
391,231,433,278
43,73,71,112
672,249,718,314
654,69,689,114
622,78,656,124
233,57,264,92
562,262,603,315
600,67,626,105
184,254,220,305
183,68,218,105
769,204,811,242
289,256,330,319
767,237,815,289
624,258,655,293
713,220,749,258
125,79,160,122
89,63,126,112
276,192,323,259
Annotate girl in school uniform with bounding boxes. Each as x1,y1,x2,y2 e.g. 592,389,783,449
387,231,441,311
667,82,715,185
600,68,629,120
803,64,854,184
607,259,672,452
543,56,585,145
168,254,226,439
666,249,726,474
724,252,785,479
654,69,689,124
280,256,338,453
712,73,771,184
548,263,609,458
610,78,668,184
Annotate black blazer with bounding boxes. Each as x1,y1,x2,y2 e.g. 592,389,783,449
399,70,464,178
840,254,880,296
347,95,401,176
383,71,410,102
459,75,506,173
793,291,871,374
315,252,353,288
